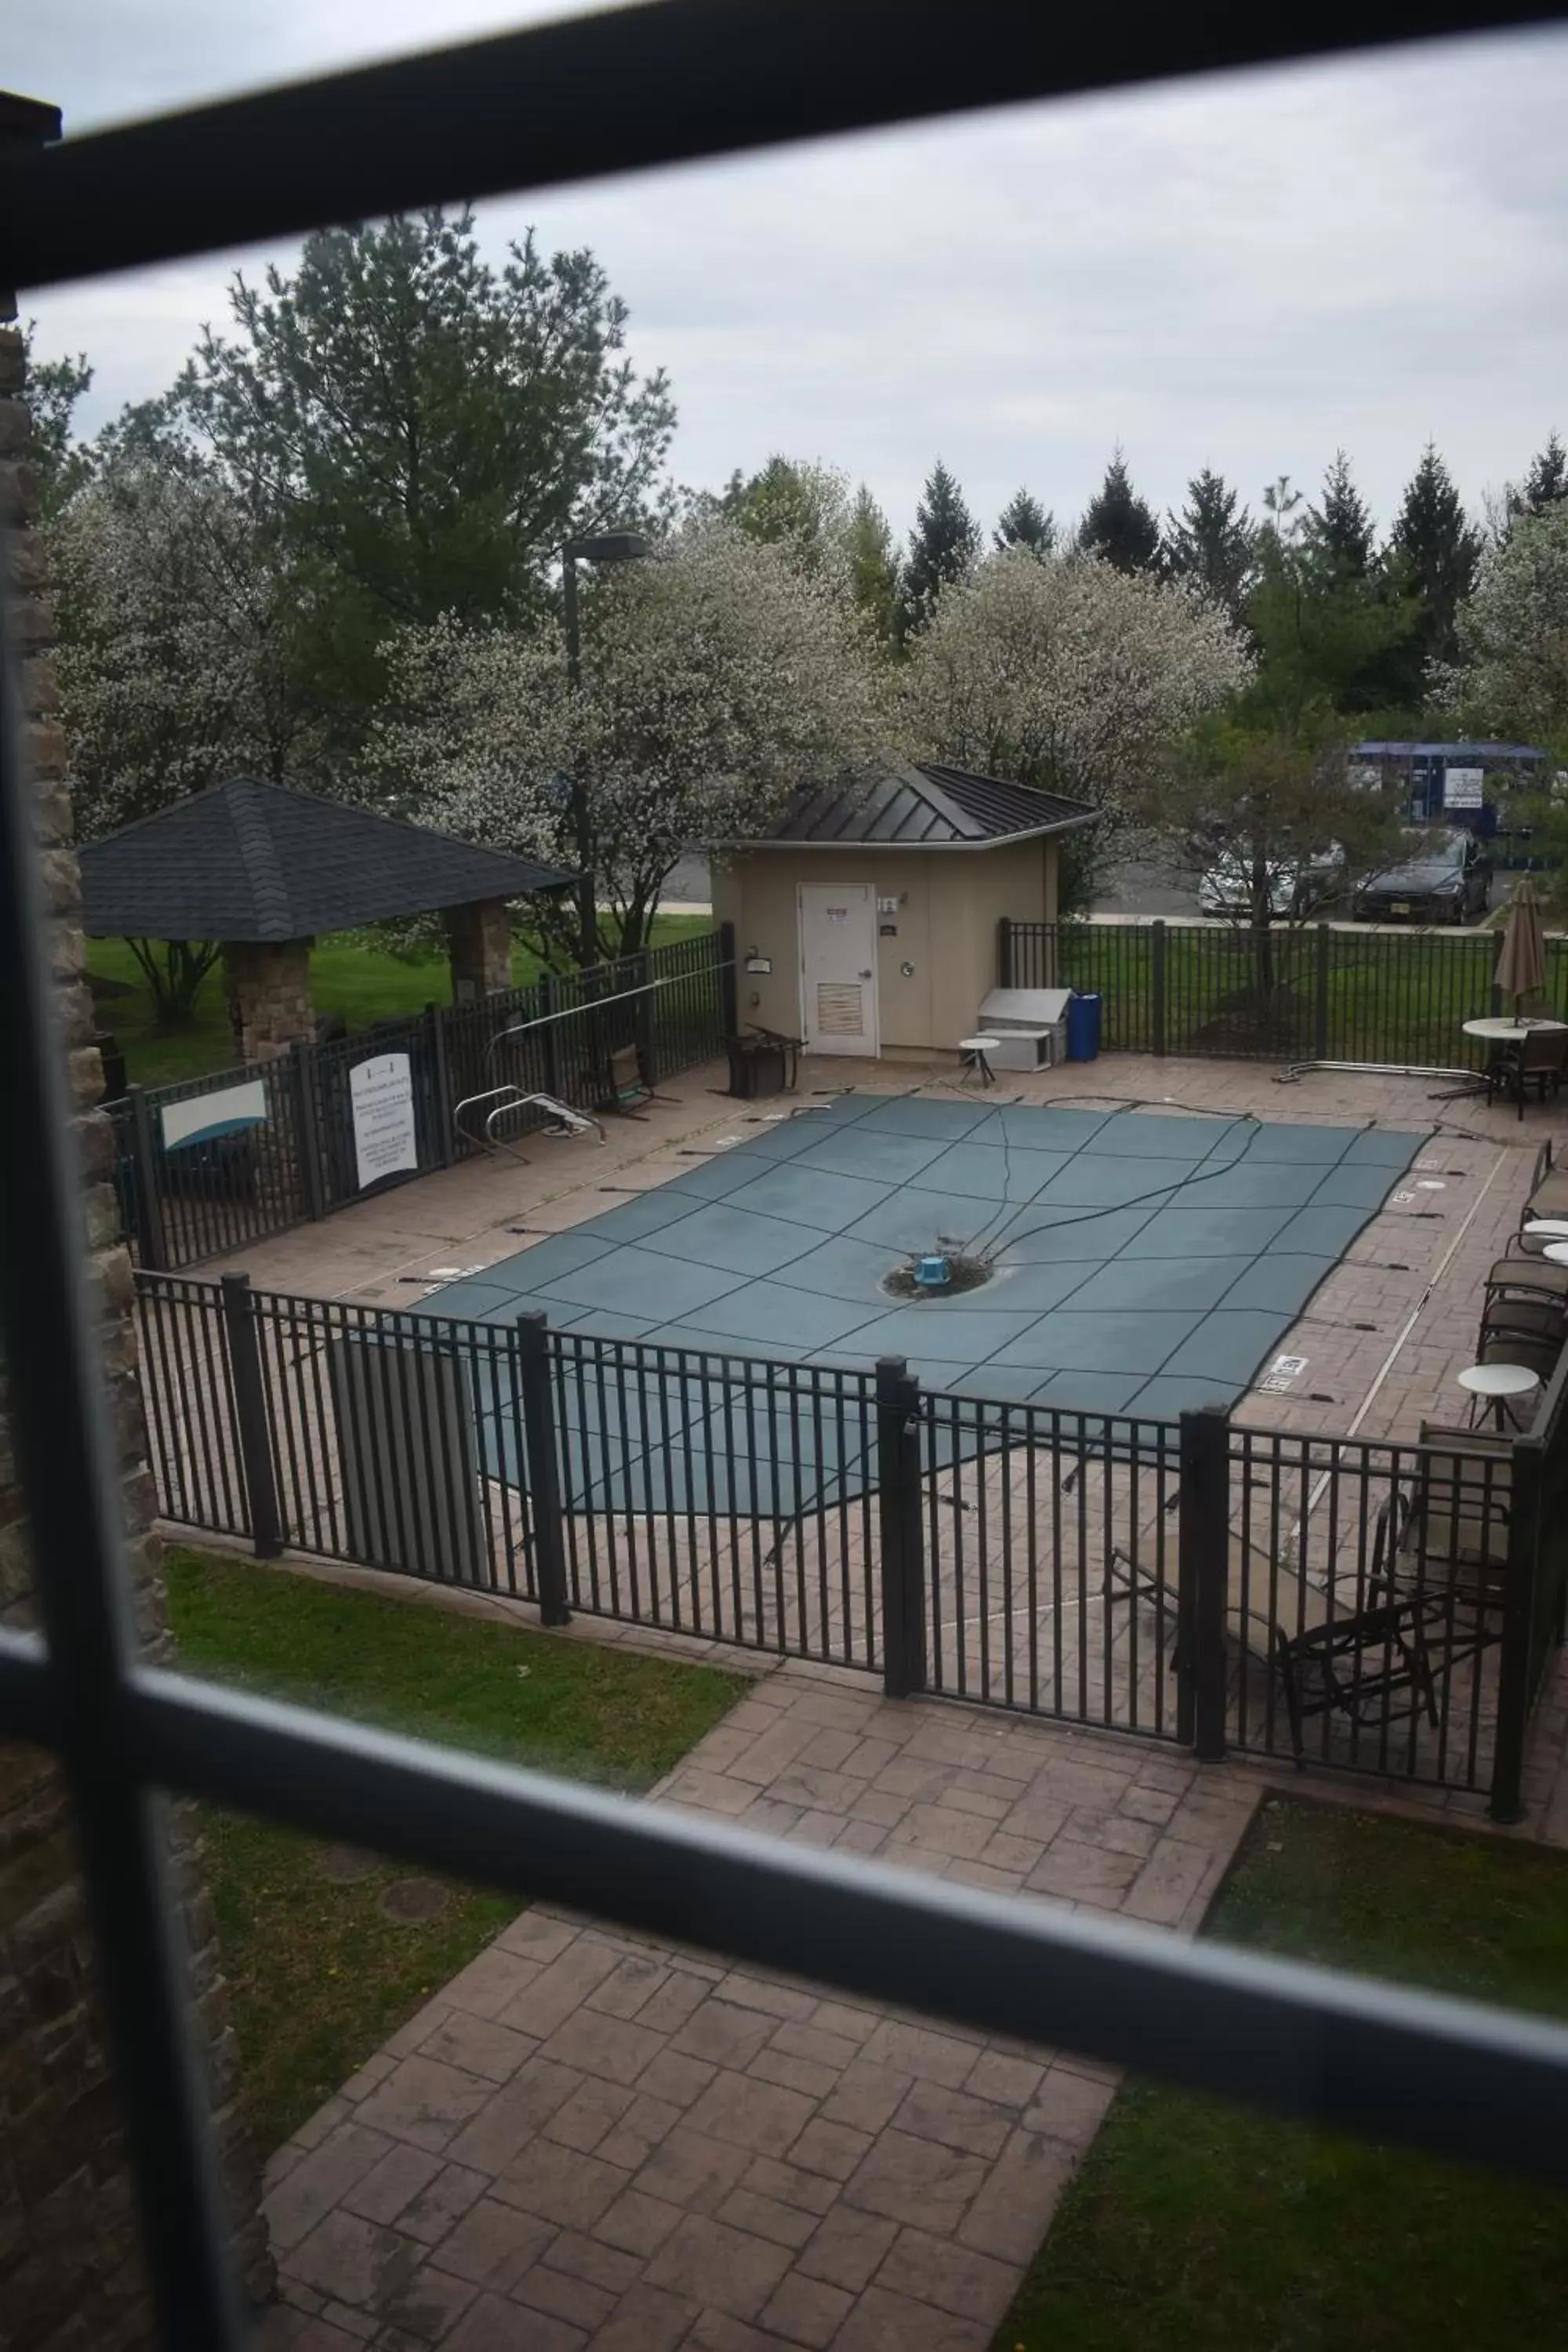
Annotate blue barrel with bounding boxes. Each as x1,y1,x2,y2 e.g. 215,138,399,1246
1065,991,1102,1062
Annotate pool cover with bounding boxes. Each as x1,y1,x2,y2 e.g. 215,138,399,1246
431,1094,1422,1515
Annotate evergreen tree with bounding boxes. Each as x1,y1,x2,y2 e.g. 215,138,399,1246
1509,431,1568,526
900,460,979,632
1388,441,1483,688
845,484,901,642
1307,451,1374,577
1077,449,1160,573
1164,466,1255,620
994,488,1055,557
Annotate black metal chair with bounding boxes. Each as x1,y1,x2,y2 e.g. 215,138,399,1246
1486,1027,1568,1120
1273,1599,1439,1760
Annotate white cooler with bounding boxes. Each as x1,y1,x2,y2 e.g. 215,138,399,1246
975,986,1072,1072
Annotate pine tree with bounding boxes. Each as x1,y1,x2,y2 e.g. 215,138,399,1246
1308,451,1374,577
846,484,900,642
901,460,979,632
1164,467,1255,619
1509,431,1568,526
1077,450,1160,573
994,488,1055,557
1388,441,1483,686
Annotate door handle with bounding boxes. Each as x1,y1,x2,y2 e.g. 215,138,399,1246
858,969,873,980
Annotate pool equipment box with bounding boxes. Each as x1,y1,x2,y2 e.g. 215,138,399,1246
974,986,1071,1071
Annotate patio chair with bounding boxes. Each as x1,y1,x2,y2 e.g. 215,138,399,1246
1477,1296,1566,1352
1369,1422,1513,1659
1272,1600,1439,1761
1486,1256,1568,1309
1524,1139,1568,1225
1486,1027,1568,1120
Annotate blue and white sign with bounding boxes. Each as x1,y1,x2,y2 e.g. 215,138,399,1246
161,1080,268,1152
350,1053,418,1190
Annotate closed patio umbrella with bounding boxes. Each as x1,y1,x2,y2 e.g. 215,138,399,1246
1495,877,1548,1016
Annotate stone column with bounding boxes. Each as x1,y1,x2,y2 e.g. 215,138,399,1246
0,169,272,2340
445,897,513,1003
223,937,314,1063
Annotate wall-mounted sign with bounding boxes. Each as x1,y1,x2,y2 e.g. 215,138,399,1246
1444,766,1484,809
350,1053,418,1190
162,1080,268,1152
880,923,898,937
745,956,772,975
877,895,900,915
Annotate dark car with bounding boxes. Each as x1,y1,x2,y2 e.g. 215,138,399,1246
1353,829,1491,925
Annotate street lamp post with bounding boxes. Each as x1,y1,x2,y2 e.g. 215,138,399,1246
561,531,648,964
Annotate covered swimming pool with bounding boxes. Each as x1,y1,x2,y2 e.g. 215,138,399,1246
431,1091,1423,1516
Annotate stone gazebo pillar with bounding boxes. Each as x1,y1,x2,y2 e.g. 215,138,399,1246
223,938,314,1063
445,897,512,1004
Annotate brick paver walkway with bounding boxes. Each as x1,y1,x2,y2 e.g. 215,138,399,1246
256,1668,1256,2350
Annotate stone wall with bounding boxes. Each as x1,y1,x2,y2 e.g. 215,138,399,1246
224,936,314,1063
0,289,271,2334
445,895,513,1001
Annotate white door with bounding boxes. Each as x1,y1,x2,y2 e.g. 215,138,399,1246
799,884,879,1057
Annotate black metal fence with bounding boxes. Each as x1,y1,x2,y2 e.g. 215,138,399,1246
136,1270,1566,1816
107,927,735,1270
1001,917,1565,1066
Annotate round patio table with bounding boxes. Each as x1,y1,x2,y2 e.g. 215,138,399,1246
956,1037,996,1087
1461,1017,1568,1041
1544,1243,1568,1268
1457,1362,1541,1431
1523,1219,1568,1239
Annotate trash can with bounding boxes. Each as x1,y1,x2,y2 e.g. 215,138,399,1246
725,1032,788,1100
1065,991,1102,1062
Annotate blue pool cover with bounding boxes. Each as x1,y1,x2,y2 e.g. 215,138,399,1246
430,1094,1422,1515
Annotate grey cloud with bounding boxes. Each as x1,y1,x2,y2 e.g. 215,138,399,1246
13,9,1568,542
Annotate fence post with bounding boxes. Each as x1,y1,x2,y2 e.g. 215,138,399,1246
540,973,563,1102
877,1356,927,1698
427,1002,455,1167
125,1084,169,1272
636,947,659,1085
516,1312,571,1627
997,915,1013,989
1178,1405,1229,1760
718,920,740,1038
1151,920,1167,1059
1490,1435,1542,1824
219,1272,283,1559
289,1038,327,1221
1313,923,1330,1061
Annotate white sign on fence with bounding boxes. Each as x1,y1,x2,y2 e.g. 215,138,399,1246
1444,765,1484,809
161,1079,268,1152
350,1053,418,1190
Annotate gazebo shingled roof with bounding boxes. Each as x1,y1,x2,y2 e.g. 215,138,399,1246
81,778,575,941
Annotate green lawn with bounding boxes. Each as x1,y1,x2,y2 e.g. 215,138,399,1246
165,1547,744,2151
996,1796,1568,2352
89,913,711,1087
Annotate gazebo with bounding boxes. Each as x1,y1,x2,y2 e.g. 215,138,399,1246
80,779,575,1062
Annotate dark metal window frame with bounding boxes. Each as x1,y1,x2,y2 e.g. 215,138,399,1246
3,7,1568,2341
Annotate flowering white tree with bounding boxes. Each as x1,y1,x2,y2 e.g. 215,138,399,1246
53,456,324,841
899,548,1253,903
52,455,329,1020
1454,500,1568,739
368,519,884,960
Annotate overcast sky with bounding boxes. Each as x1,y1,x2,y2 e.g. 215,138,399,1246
12,5,1568,546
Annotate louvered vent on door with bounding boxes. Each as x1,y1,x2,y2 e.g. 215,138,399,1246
816,982,863,1036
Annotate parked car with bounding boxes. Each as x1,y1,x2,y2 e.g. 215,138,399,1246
1353,829,1491,925
1197,844,1344,919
